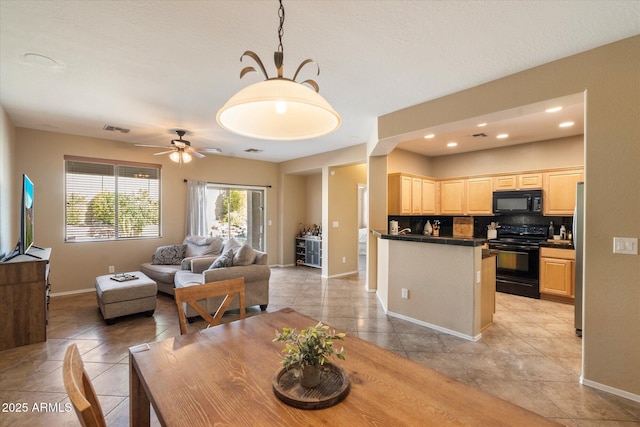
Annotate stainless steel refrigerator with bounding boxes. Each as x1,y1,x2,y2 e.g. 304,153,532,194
574,182,584,336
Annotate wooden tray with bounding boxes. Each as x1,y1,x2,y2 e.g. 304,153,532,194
272,363,350,410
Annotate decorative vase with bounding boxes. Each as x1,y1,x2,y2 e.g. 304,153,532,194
300,365,322,388
423,220,433,236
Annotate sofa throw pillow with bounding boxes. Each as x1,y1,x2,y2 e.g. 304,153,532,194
233,243,257,266
184,236,224,257
209,248,235,269
152,244,186,265
223,237,242,254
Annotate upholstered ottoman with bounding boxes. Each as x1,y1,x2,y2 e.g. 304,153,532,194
95,271,157,324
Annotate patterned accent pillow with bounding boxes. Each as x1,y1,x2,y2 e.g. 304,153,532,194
209,248,235,269
152,244,186,265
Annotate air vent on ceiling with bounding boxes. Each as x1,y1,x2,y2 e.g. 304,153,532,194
472,132,488,137
244,148,263,153
103,124,130,133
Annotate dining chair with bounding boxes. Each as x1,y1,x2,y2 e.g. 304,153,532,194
62,343,107,427
174,277,246,335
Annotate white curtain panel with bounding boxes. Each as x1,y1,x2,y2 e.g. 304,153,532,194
185,180,208,237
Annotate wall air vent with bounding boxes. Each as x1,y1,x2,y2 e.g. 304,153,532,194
103,125,130,133
244,148,263,153
472,132,488,137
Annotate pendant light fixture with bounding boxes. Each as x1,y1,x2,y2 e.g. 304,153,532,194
216,0,341,141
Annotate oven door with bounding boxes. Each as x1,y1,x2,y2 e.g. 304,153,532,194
491,243,540,298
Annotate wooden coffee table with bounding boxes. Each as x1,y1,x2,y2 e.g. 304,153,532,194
130,308,560,426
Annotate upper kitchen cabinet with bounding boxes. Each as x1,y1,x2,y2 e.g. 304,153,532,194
440,179,465,215
411,177,422,214
494,175,517,191
466,177,493,215
388,173,437,215
421,178,437,214
388,173,413,215
543,169,584,215
494,173,543,191
518,173,543,189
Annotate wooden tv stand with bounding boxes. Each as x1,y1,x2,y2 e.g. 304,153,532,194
0,247,51,351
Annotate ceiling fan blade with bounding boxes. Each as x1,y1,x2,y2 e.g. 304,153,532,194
196,147,222,154
186,148,205,158
135,144,168,148
153,149,176,156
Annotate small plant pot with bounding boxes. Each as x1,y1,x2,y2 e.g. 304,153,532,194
300,365,322,388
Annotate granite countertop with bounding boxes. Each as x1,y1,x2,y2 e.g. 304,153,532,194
372,230,487,247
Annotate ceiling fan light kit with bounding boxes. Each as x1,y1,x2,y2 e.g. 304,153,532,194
135,130,219,166
216,0,340,141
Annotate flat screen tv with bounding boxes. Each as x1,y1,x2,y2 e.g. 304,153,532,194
2,174,40,261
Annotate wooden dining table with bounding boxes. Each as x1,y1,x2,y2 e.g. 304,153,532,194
129,308,560,426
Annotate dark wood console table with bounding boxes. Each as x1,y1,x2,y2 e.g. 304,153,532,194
0,247,51,351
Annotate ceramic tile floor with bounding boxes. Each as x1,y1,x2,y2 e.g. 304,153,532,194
1,266,639,426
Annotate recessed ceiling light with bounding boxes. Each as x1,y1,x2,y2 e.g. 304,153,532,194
477,123,487,127
447,142,458,147
496,133,509,139
424,133,435,139
559,121,575,128
545,106,563,113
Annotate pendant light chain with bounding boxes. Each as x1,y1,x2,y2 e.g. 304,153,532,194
277,0,285,54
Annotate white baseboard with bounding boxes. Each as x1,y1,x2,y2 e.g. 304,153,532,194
50,288,94,297
386,310,481,342
327,270,358,279
581,377,640,403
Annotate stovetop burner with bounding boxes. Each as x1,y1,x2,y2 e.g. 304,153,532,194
490,224,548,246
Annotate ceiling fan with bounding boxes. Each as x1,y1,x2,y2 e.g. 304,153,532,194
136,130,221,165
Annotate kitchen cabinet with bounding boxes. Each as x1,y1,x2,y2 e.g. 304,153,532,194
494,173,542,191
518,173,543,189
439,179,465,215
543,169,584,215
466,177,493,215
494,175,517,191
421,178,437,214
411,177,422,214
389,174,436,215
388,173,413,215
540,247,575,298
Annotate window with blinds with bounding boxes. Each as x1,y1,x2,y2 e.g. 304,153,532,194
64,156,161,241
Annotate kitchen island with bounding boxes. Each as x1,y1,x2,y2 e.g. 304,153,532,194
374,231,495,341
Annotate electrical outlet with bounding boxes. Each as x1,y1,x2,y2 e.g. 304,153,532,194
401,288,409,299
108,265,115,273
342,256,346,263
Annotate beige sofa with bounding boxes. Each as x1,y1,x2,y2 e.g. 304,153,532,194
174,249,270,319
141,236,270,318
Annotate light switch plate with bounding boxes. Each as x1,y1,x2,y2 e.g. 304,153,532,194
613,237,638,255
332,221,339,228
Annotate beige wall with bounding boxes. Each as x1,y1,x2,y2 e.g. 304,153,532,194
280,173,306,266
306,174,322,226
0,106,17,256
430,135,584,178
387,148,434,177
376,36,640,397
327,163,367,276
14,128,280,293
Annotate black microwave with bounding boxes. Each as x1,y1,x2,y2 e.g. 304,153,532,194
493,190,543,214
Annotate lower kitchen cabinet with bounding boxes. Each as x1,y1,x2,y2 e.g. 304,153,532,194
296,237,322,268
540,247,575,299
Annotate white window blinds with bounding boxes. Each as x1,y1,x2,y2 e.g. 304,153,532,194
64,156,161,241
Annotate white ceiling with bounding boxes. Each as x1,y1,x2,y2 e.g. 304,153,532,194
1,1,638,163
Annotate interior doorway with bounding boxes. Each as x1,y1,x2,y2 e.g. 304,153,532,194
358,183,368,272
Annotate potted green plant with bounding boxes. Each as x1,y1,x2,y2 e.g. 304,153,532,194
273,321,346,388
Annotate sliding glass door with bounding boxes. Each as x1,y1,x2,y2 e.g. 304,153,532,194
205,185,265,251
